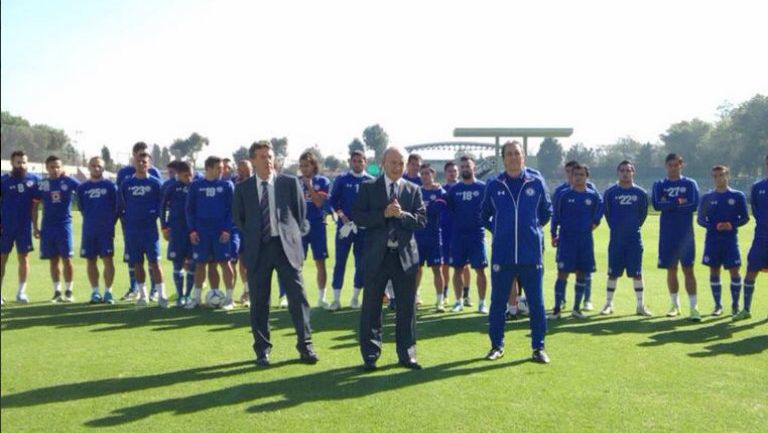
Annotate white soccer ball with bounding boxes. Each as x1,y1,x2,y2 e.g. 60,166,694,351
205,289,226,309
517,296,530,315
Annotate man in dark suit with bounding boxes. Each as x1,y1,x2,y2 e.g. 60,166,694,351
352,146,427,371
233,140,318,366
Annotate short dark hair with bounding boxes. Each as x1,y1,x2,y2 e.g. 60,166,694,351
204,156,222,169
617,160,634,171
222,157,231,163
419,163,435,175
459,155,475,163
166,160,180,170
249,140,272,159
299,151,320,175
407,153,422,164
501,140,523,158
45,155,61,166
665,153,683,164
572,163,590,177
10,150,26,160
349,149,366,159
444,161,456,171
565,160,578,168
712,165,729,175
176,161,192,174
132,141,148,154
135,151,151,161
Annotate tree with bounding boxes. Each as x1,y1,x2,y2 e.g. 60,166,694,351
232,146,249,163
160,147,171,167
724,94,768,177
101,145,115,171
565,143,597,168
660,119,712,177
151,144,162,165
169,132,210,168
303,145,324,162
270,137,288,159
348,138,365,155
362,124,389,160
536,137,564,180
324,155,342,171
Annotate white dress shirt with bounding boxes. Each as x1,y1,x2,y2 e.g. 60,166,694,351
256,171,279,237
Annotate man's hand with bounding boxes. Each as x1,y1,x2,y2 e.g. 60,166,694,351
33,227,41,239
190,231,200,245
716,222,733,231
385,199,402,218
219,231,231,243
551,236,559,248
162,228,170,241
337,211,349,224
677,197,688,205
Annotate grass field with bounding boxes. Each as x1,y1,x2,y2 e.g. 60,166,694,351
1,214,766,433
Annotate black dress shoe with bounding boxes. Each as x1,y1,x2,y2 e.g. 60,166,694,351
362,360,377,371
398,359,422,370
255,354,270,367
531,349,550,364
299,351,319,364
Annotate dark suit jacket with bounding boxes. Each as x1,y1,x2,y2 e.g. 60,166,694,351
352,176,427,276
233,173,309,272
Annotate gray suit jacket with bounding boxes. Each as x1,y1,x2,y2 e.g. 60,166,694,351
352,176,426,276
233,173,309,271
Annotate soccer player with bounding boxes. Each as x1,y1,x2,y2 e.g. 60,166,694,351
446,155,488,313
116,141,162,301
736,155,768,321
298,151,333,309
600,160,652,316
119,151,167,307
403,153,423,185
221,158,235,182
235,159,253,306
329,150,374,308
76,157,119,304
482,140,551,363
185,156,236,310
415,164,448,311
33,155,80,302
549,163,603,319
1,151,40,305
652,153,701,321
440,161,462,306
161,161,195,307
697,165,750,316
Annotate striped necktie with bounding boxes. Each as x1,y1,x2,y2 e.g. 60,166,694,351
261,181,271,242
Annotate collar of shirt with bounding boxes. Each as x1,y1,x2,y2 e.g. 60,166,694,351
256,171,276,186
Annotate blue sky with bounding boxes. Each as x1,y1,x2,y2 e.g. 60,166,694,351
3,0,767,164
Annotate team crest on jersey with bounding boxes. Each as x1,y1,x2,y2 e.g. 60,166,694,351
216,186,223,193
557,262,564,269
26,180,34,188
585,198,593,206
61,183,68,191
169,251,177,259
703,255,710,263
526,188,535,196
314,185,321,191
473,191,480,197
728,198,735,205
680,186,687,193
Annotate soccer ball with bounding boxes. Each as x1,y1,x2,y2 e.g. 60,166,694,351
205,289,226,309
517,296,530,316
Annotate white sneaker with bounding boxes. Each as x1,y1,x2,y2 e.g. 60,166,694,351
666,305,681,317
185,298,201,309
350,298,361,309
279,296,288,308
63,292,75,303
600,303,614,315
317,299,330,309
477,302,489,314
240,292,250,308
583,302,594,311
149,292,159,303
221,299,235,311
328,300,341,312
451,301,463,312
636,305,653,316
571,310,587,319
16,293,30,304
136,298,148,307
415,295,423,306
435,302,446,313
158,297,169,309
547,311,561,320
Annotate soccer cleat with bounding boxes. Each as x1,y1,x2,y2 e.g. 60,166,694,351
328,300,341,312
583,301,594,311
51,291,63,303
666,306,681,317
157,297,169,309
317,299,330,309
731,310,752,322
89,292,102,304
135,298,148,306
103,292,115,304
350,298,361,309
571,310,587,319
547,310,561,320
531,349,551,364
600,303,614,315
149,288,159,303
505,309,518,321
185,297,201,309
477,302,489,314
415,295,423,306
451,301,463,312
221,299,235,311
635,305,653,317
16,293,30,304
120,288,137,301
463,297,473,308
731,305,739,317
712,306,723,317
175,297,186,308
279,296,288,309
239,292,249,305
435,303,446,313
484,347,504,361
63,291,75,303
689,307,702,322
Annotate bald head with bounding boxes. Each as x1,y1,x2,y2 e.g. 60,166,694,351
382,146,406,181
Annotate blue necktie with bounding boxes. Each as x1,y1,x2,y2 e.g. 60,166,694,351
261,181,271,242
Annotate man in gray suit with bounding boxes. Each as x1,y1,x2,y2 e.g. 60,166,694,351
352,146,427,371
233,140,317,366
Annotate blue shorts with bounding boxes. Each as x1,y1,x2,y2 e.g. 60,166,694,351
124,229,160,265
746,236,767,273
80,230,115,259
556,232,596,274
40,226,73,259
167,225,192,262
607,237,643,278
417,236,443,267
192,230,231,263
658,231,695,268
440,229,452,263
450,233,487,269
229,231,241,262
303,222,328,261
1,224,34,255
702,235,741,269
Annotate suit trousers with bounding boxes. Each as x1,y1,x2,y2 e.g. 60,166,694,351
248,236,314,356
360,248,417,363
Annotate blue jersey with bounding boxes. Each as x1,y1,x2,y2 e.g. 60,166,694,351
440,182,458,234
552,180,597,206
416,186,447,242
119,175,163,230
652,176,700,237
697,188,750,239
301,175,331,225
186,179,234,233
552,188,603,236
603,184,648,241
751,178,768,239
116,165,161,186
37,176,80,229
403,173,422,186
1,173,40,229
161,180,190,230
447,181,486,237
329,171,374,223
76,179,118,233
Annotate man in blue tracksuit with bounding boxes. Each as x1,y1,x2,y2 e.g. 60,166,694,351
161,161,195,307
481,141,551,364
736,154,768,321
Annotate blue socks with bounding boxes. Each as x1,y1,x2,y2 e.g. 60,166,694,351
710,277,722,309
172,265,184,298
128,267,136,292
554,279,567,312
744,280,755,312
583,274,592,303
730,277,742,311
574,278,586,311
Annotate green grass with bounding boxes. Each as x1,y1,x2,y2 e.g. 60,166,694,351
1,215,766,433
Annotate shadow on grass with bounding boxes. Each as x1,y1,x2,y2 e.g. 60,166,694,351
638,317,768,348
688,334,768,358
